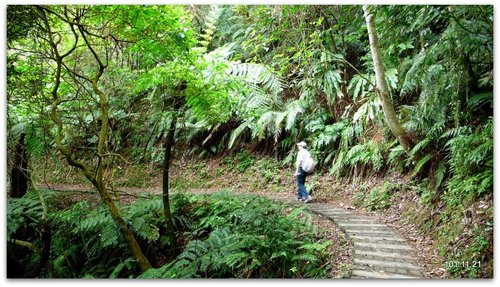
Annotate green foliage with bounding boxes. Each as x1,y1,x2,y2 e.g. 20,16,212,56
345,140,384,172
411,154,432,177
415,119,493,278
433,160,446,189
233,151,256,172
438,211,493,278
7,4,494,278
49,201,146,277
141,191,333,278
8,103,53,161
8,191,173,278
222,151,258,173
9,190,333,278
7,191,46,238
353,181,397,211
444,119,493,208
365,182,393,211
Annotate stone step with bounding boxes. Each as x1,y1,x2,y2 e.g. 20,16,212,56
344,229,398,237
327,216,372,222
354,258,422,276
339,223,388,228
351,269,419,279
335,221,380,227
330,217,377,223
318,210,357,215
354,242,413,254
310,207,351,212
311,209,354,217
340,223,392,231
310,211,372,221
350,235,406,244
308,206,342,211
308,209,348,215
308,205,344,210
302,202,422,279
354,250,416,263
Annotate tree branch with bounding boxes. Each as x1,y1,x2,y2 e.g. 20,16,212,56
10,239,42,256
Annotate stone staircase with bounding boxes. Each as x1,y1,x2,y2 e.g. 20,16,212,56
306,203,423,279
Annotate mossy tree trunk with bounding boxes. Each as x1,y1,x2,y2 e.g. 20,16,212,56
363,5,414,153
37,6,152,272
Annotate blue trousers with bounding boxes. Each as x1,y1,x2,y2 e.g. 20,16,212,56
297,167,310,199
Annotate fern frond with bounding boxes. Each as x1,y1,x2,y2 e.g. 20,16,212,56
323,70,343,104
228,62,284,96
434,160,446,189
291,254,319,262
410,138,430,156
199,5,221,48
467,92,493,109
284,100,304,131
412,154,433,176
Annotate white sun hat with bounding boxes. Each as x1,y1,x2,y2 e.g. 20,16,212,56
297,141,307,147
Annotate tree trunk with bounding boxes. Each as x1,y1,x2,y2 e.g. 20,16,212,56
162,108,177,249
363,5,414,153
37,189,53,276
38,6,153,272
90,82,153,272
94,179,153,271
11,133,29,198
161,83,186,250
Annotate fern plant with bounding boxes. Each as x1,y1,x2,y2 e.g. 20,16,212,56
445,119,493,204
140,191,333,278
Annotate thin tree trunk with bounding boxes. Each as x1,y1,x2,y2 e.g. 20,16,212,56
95,179,153,271
49,97,156,274
10,133,29,198
363,5,414,153
90,81,153,272
38,6,152,272
162,108,177,249
161,84,186,250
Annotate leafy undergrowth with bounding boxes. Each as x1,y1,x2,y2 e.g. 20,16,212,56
7,189,347,278
167,150,493,279
141,190,346,278
30,142,492,278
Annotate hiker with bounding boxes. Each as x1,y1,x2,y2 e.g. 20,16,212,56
294,141,313,203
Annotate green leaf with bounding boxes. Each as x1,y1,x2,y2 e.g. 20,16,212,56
412,154,433,177
434,160,446,189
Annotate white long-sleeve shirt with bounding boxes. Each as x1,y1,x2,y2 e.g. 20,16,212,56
296,149,312,171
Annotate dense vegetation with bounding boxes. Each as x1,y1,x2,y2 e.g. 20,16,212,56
7,5,493,278
8,190,337,278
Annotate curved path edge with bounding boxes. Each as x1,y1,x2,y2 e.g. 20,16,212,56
290,201,424,279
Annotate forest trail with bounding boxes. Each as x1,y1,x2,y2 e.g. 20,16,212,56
302,203,423,279
179,191,426,278
46,184,427,279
